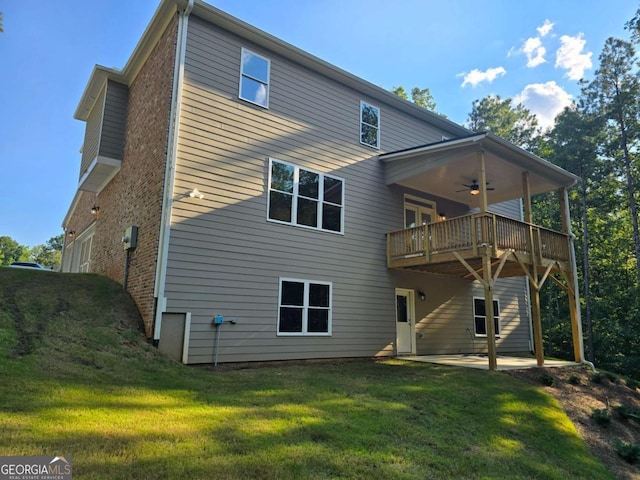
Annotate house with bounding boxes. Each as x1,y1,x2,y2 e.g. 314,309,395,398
61,0,584,369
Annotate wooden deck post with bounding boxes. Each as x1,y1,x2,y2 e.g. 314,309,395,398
483,252,498,370
522,171,544,366
560,187,584,362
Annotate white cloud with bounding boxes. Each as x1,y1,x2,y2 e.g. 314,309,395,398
523,37,546,67
555,33,593,80
513,81,573,130
459,67,507,88
537,19,554,37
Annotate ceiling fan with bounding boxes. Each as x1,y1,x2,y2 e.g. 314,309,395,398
456,180,495,195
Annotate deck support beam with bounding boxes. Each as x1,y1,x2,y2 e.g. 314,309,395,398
521,171,544,366
560,187,584,363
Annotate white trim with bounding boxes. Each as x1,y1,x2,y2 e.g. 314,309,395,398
359,100,380,149
277,277,332,336
77,155,122,193
239,47,270,108
182,312,191,364
473,296,501,338
267,158,345,235
153,0,194,341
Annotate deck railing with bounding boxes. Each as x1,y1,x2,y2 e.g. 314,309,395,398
387,212,570,264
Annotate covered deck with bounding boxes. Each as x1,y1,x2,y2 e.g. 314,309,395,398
387,211,571,278
380,132,584,371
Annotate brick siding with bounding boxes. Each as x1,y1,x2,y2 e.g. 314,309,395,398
65,15,179,337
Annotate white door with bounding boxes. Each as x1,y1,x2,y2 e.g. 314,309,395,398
395,289,416,355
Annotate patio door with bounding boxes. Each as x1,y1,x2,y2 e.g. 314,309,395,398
395,289,416,355
404,195,437,227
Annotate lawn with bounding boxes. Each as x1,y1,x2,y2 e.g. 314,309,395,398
0,269,614,479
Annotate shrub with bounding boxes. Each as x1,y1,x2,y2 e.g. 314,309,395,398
612,405,640,423
591,408,611,426
540,372,555,386
604,371,619,383
568,375,581,385
626,378,639,390
591,372,605,384
615,441,640,464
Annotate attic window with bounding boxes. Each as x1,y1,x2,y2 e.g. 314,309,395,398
360,101,380,149
239,48,270,108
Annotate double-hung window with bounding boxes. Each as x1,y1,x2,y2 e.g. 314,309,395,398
360,101,380,149
473,297,500,337
268,159,344,233
239,48,270,108
278,279,332,335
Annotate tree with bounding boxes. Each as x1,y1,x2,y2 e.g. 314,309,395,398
0,236,28,265
29,234,64,268
544,103,607,362
582,37,640,287
0,13,3,33
467,95,540,150
391,85,439,113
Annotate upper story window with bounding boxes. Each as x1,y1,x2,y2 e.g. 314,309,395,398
473,297,500,337
239,48,270,108
360,101,380,149
268,159,344,234
278,278,332,335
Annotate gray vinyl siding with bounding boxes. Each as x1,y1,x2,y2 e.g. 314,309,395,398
99,80,128,160
78,80,128,182
164,15,529,363
79,85,106,179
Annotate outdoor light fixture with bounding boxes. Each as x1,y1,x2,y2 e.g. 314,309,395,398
189,188,205,200
418,290,426,301
91,205,100,216
67,230,76,238
438,212,446,221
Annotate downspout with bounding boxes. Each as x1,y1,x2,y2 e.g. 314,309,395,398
563,188,596,372
153,0,194,343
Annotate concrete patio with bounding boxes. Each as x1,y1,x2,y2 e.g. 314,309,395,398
401,354,579,371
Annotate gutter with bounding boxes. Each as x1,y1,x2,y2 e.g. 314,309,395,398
153,0,194,343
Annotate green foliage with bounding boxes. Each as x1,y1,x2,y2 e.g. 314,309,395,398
0,236,28,265
466,95,539,149
568,375,581,385
591,408,611,426
540,371,556,386
614,441,640,464
591,372,605,384
612,405,640,422
0,235,63,268
627,378,639,390
390,85,443,115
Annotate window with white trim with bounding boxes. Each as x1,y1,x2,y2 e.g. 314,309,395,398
473,297,500,337
239,48,270,108
360,101,380,148
278,278,332,335
268,159,344,233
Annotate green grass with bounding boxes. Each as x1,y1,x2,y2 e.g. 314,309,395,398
0,269,614,479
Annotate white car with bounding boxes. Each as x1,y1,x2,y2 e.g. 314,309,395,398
9,261,49,270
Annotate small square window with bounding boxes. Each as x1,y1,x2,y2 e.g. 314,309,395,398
277,279,332,335
360,101,380,149
240,48,270,108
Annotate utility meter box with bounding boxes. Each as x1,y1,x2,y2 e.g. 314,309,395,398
122,226,138,251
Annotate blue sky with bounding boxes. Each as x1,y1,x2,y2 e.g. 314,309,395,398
0,0,637,247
